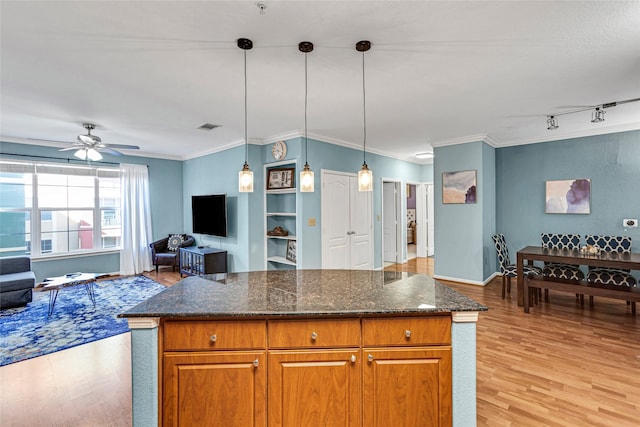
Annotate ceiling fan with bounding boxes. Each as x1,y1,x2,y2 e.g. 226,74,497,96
58,123,140,159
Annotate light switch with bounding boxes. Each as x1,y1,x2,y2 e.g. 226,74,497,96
308,218,316,226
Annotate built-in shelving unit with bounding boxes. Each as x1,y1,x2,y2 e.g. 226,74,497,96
264,160,298,270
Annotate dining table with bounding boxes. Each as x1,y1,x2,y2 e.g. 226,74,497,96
516,245,640,307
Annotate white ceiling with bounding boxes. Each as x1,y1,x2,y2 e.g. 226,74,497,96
1,1,639,163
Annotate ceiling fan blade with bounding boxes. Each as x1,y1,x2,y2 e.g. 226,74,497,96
98,147,123,156
102,143,140,150
58,146,82,152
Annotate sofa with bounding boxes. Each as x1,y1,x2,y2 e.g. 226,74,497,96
0,256,36,309
150,234,196,273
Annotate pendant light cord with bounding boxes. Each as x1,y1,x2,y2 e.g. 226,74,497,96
304,51,309,166
244,49,248,164
361,50,367,164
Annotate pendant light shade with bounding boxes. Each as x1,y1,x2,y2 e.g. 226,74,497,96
299,41,314,192
358,163,373,192
239,162,254,192
356,40,373,192
238,38,254,192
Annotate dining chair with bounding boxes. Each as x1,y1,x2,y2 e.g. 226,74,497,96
492,234,542,299
541,233,584,302
585,235,637,312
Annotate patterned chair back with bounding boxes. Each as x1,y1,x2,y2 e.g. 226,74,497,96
541,233,582,250
492,234,511,273
585,236,636,287
585,235,632,253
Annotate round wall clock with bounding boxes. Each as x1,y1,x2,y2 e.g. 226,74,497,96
272,140,287,160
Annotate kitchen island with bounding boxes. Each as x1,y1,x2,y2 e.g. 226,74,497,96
121,270,487,426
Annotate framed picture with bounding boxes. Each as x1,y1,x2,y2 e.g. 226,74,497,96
267,168,295,190
442,170,476,204
545,179,591,214
286,240,297,263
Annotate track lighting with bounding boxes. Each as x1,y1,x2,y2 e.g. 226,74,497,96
545,97,640,130
591,107,605,123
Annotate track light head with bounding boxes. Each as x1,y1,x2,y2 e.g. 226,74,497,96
591,107,605,123
547,116,559,130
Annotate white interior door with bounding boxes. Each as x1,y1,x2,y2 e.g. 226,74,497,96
321,171,373,269
415,183,435,258
416,183,427,258
383,182,398,263
427,183,435,256
321,172,350,269
349,177,373,269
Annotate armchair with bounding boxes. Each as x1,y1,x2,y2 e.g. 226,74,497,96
0,256,36,309
150,234,196,273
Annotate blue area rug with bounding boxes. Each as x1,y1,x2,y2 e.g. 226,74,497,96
0,275,165,366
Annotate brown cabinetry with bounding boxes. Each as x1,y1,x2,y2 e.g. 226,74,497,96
162,320,267,427
160,316,451,427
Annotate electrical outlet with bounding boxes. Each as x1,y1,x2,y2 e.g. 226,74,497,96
623,218,638,228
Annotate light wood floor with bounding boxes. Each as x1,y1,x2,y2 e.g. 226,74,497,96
1,262,639,426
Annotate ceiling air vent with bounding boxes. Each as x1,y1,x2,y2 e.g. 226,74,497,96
198,123,220,130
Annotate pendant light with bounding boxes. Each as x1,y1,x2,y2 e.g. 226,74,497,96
299,41,314,192
356,40,373,192
238,38,254,192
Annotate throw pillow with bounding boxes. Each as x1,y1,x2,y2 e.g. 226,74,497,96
167,234,184,252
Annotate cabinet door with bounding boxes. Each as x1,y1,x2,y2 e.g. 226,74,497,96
268,349,361,427
363,347,452,427
163,351,266,427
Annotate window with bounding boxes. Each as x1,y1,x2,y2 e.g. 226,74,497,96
0,160,121,257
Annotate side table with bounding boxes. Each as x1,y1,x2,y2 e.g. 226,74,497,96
179,246,227,277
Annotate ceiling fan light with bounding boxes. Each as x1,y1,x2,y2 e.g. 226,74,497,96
86,148,102,161
74,149,87,160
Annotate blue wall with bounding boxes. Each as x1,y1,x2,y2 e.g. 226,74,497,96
6,130,636,281
0,141,183,280
482,143,497,278
181,137,428,271
434,141,489,283
496,130,640,264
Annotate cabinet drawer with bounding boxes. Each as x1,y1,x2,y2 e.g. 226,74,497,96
268,319,360,349
362,316,451,346
163,320,266,351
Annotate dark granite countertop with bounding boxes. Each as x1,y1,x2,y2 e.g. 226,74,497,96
120,270,487,319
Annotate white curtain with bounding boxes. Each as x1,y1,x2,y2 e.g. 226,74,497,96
119,163,153,275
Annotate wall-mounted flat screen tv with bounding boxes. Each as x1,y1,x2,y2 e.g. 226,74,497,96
192,194,227,237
